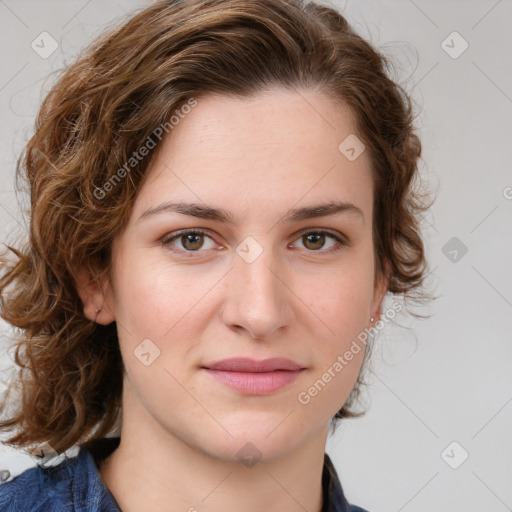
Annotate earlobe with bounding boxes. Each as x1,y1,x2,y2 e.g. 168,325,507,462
370,289,386,324
75,266,116,325
371,263,390,323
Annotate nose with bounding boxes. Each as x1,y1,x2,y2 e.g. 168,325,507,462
221,245,295,340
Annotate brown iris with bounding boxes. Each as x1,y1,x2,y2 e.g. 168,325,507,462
181,233,204,250
302,233,325,250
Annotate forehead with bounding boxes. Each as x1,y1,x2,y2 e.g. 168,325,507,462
152,88,362,161
133,88,373,221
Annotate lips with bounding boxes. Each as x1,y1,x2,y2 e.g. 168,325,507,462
202,357,303,372
201,357,305,395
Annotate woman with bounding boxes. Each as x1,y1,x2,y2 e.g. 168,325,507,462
0,0,428,510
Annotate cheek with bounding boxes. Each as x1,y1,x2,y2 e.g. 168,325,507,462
111,254,206,409
293,254,374,409
300,259,375,344
110,249,229,391
112,248,213,338
294,270,371,418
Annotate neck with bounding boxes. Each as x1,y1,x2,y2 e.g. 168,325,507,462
99,382,328,512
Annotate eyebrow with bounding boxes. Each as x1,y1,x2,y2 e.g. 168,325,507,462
138,200,364,224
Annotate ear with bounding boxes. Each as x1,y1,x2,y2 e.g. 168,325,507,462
370,261,390,322
75,266,116,325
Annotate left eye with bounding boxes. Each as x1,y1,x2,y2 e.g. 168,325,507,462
290,230,345,252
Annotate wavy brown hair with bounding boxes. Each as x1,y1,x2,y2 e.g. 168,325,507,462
0,0,429,455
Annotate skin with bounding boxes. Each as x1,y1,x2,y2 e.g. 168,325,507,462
76,87,387,512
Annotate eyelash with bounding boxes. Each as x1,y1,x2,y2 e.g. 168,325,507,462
161,228,347,256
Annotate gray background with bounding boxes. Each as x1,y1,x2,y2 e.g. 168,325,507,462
1,1,511,510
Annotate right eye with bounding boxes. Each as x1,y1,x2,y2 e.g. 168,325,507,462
161,229,218,254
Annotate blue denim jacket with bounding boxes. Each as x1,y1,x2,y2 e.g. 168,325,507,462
0,437,369,512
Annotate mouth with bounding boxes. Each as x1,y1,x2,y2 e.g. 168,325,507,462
201,357,306,395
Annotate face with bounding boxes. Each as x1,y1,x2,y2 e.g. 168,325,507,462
80,87,386,463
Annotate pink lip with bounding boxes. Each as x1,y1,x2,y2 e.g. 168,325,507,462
202,358,305,395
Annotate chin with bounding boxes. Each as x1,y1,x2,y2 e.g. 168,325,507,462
200,415,309,465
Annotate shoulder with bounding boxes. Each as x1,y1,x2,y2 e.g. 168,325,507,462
323,453,372,512
0,439,121,512
0,454,78,511
0,447,111,512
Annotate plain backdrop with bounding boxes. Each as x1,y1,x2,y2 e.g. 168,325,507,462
0,1,511,511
